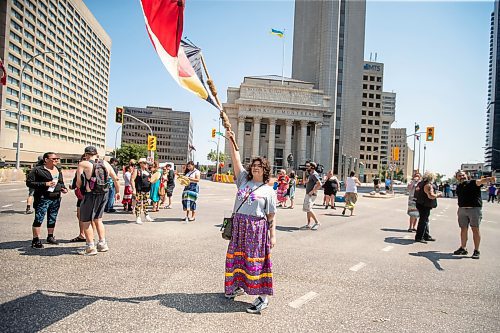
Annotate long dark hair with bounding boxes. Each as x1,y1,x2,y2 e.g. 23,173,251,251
246,157,271,183
184,161,195,174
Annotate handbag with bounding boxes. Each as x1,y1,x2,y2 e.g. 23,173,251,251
221,183,265,240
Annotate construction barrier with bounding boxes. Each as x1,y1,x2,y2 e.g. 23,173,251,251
212,173,234,183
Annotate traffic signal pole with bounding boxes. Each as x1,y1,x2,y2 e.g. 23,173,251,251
123,114,154,160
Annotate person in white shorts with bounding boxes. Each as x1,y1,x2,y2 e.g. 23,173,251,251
302,162,322,230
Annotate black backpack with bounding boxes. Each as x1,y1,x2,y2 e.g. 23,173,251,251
89,159,109,193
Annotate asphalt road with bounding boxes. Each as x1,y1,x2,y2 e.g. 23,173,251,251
0,179,499,333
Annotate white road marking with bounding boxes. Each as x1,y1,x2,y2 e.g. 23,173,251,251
1,204,13,208
403,235,412,239
382,246,394,252
431,218,437,221
4,188,24,192
289,291,319,309
395,209,406,213
21,200,27,203
349,262,366,272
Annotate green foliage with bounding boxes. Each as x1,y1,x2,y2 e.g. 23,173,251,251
115,143,149,166
207,150,227,163
435,173,446,183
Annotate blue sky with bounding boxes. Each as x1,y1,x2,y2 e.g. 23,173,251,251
84,0,492,178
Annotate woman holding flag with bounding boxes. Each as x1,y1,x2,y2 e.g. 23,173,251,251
224,130,276,314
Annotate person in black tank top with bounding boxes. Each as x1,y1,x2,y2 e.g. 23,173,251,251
453,171,496,259
131,158,154,225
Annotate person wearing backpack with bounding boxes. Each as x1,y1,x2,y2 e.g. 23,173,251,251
76,146,120,256
414,171,442,243
26,152,68,248
131,158,154,224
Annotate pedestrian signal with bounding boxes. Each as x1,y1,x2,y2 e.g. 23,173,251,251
147,135,157,151
426,127,435,141
115,107,124,123
211,128,216,138
392,147,400,161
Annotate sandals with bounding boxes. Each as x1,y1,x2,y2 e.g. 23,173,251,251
69,236,86,242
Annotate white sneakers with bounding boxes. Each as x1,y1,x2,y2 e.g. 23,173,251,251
136,215,154,224
136,217,143,224
145,214,154,222
97,241,109,252
78,246,97,256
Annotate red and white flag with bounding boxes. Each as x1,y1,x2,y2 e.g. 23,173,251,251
140,0,220,110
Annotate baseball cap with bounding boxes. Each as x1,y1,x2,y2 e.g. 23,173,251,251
84,146,98,155
138,157,147,164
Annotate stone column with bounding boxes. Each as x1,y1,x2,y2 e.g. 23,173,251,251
237,116,245,159
284,119,293,166
314,122,323,164
252,116,262,157
299,120,308,166
267,118,276,166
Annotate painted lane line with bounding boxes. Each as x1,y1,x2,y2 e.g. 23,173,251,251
382,246,394,252
431,218,437,221
21,200,27,203
289,292,319,309
1,204,13,208
403,235,412,239
349,262,366,272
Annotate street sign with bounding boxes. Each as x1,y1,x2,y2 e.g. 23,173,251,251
388,164,396,171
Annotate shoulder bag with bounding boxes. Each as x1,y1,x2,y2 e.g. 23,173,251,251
221,183,265,240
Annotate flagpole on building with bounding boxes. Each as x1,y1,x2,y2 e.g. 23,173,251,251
199,54,239,151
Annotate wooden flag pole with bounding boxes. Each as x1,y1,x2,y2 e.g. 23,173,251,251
199,54,239,151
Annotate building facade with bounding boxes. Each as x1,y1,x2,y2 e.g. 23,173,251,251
358,62,396,182
121,106,193,164
0,0,111,165
486,2,500,171
390,128,413,181
223,76,330,172
292,0,366,179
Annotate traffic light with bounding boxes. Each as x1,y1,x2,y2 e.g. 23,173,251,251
147,135,157,151
115,107,124,123
426,127,435,141
211,128,216,138
392,147,400,161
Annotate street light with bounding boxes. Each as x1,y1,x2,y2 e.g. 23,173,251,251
16,51,65,169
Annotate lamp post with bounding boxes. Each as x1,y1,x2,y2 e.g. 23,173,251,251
114,126,122,158
123,113,154,161
16,51,65,169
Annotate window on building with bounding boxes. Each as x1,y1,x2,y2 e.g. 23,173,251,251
244,122,251,132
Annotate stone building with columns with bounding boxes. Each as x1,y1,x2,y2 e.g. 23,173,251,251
223,76,330,172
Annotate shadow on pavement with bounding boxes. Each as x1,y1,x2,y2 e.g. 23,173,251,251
0,210,26,215
152,217,186,223
384,236,414,246
409,251,465,271
103,219,131,225
0,289,250,331
0,240,80,256
324,213,350,218
276,226,301,232
381,228,411,233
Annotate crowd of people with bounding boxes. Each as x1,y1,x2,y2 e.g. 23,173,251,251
22,137,497,314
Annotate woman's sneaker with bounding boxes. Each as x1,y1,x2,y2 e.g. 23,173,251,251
225,287,246,299
246,296,269,314
471,250,480,259
453,247,468,255
78,246,97,256
31,239,43,249
97,241,109,252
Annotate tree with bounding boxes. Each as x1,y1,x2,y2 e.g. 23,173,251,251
435,173,446,184
115,143,149,166
207,150,227,163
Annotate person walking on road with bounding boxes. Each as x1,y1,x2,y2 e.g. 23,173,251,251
487,183,497,203
26,152,68,248
407,173,421,232
131,158,154,224
104,158,119,213
69,154,89,243
285,171,297,209
276,169,289,207
181,161,200,222
322,170,339,209
160,163,175,209
343,171,361,216
414,171,441,243
25,155,43,214
122,165,133,212
453,171,495,259
76,146,120,256
302,162,322,230
224,130,276,314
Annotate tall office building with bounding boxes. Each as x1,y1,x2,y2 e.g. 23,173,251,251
0,0,111,165
486,1,500,171
358,61,395,182
292,0,366,178
389,128,413,181
121,106,193,164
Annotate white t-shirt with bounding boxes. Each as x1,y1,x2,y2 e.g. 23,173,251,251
233,170,277,218
124,171,131,186
345,177,358,193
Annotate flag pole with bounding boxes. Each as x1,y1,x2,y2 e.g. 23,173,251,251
199,53,239,151
281,29,285,85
